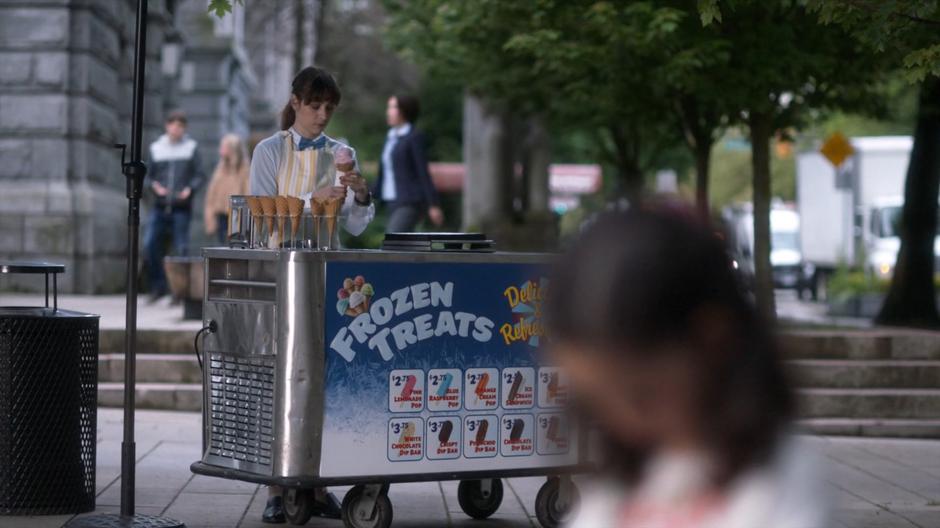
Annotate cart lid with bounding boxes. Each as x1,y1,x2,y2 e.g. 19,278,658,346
381,232,495,252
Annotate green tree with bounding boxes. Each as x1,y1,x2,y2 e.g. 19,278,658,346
809,0,940,327
385,0,691,202
700,1,885,318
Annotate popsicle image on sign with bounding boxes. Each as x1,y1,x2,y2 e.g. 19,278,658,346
437,373,453,398
400,375,417,400
438,421,454,445
510,418,525,441
474,419,489,445
546,416,560,443
508,370,524,402
474,372,490,404
398,422,415,444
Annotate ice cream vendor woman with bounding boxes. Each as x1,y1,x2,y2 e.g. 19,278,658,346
249,66,369,523
250,66,374,241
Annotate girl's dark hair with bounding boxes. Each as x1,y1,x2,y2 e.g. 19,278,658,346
280,67,342,131
393,94,420,124
548,203,794,486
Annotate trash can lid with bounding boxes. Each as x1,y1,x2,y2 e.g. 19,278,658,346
0,261,66,274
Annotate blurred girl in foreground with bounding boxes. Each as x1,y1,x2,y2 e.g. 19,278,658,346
547,205,829,528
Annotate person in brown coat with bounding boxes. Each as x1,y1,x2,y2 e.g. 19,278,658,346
204,134,250,244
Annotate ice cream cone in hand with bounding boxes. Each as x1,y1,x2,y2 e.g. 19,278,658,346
334,146,355,173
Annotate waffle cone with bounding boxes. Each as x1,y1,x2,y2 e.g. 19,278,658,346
274,196,289,247
246,196,263,222
259,196,276,233
310,197,327,216
325,197,343,242
287,196,303,235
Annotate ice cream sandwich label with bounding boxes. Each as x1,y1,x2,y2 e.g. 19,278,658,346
500,414,535,457
465,368,499,410
537,367,569,408
501,367,535,409
388,418,424,461
426,417,461,460
389,369,424,412
427,369,462,411
536,413,569,455
463,415,498,458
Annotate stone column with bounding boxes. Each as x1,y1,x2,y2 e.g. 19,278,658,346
0,0,172,293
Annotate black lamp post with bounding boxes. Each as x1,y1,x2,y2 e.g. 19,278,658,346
67,0,185,526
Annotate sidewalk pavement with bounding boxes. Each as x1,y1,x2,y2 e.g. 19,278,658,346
1,409,938,528
0,294,201,331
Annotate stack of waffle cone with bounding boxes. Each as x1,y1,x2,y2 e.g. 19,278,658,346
246,196,263,232
286,196,303,239
274,196,289,247
310,197,326,246
259,196,276,235
324,196,343,243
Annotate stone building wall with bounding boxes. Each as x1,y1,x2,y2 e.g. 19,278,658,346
0,0,173,293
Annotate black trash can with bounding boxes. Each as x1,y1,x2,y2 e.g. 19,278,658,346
0,262,99,515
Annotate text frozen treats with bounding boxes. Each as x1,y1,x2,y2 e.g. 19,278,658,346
331,281,496,362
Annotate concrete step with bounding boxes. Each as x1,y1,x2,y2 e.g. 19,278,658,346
797,388,940,419
99,328,198,355
99,353,202,383
782,330,940,360
797,418,940,439
98,382,201,412
787,359,940,389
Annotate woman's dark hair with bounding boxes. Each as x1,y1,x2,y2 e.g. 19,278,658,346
547,203,793,487
393,94,420,124
280,67,342,130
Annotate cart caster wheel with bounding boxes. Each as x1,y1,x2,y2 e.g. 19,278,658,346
342,484,393,528
535,477,579,528
457,478,504,519
284,487,316,526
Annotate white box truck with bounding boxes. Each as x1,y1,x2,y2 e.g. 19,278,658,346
796,136,939,298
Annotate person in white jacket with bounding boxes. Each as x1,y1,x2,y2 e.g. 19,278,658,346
546,204,831,528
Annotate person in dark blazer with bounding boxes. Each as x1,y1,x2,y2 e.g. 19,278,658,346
373,94,444,232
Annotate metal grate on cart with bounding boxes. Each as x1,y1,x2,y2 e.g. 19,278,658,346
206,353,275,474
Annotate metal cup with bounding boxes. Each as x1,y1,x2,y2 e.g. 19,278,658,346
228,195,250,248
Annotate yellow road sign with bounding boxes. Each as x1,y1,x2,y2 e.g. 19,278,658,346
820,132,854,168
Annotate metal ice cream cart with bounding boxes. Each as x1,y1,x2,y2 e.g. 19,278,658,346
190,235,583,528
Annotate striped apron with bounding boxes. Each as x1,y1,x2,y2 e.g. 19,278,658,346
274,131,336,196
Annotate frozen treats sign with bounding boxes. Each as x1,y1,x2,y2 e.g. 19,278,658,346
330,281,496,362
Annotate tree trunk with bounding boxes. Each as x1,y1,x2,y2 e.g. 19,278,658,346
694,144,711,218
293,0,305,74
524,116,551,214
877,76,940,328
749,110,776,320
606,124,644,204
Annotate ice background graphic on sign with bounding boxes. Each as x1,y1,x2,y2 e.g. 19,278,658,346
320,262,575,477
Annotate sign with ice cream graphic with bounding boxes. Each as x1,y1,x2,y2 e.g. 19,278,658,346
319,261,577,477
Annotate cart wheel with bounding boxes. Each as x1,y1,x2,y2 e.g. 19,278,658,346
535,478,579,528
284,487,316,526
457,479,504,519
342,484,393,528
